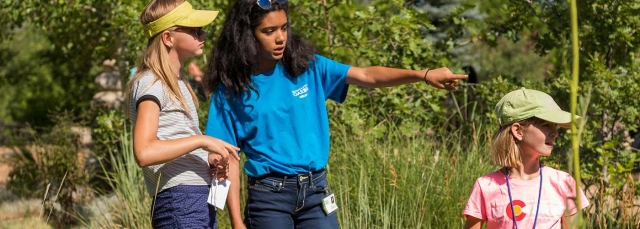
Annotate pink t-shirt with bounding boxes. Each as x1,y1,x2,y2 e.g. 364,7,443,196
463,166,589,228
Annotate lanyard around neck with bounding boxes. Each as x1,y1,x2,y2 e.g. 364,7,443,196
505,161,543,229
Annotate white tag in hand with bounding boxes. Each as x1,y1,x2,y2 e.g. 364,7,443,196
208,178,231,210
322,193,338,215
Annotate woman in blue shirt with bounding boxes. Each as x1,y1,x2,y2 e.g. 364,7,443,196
203,0,467,228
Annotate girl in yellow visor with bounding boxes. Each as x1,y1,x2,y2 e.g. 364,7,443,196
126,1,240,228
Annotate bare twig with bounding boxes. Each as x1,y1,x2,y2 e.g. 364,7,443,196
40,183,51,218
46,171,68,223
322,0,334,54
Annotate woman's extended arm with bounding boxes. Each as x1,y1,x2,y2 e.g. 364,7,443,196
345,66,467,90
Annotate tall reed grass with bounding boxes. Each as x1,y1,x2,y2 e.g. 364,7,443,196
329,122,496,228
95,127,151,228
93,121,638,228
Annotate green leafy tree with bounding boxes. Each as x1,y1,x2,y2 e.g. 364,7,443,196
288,0,466,138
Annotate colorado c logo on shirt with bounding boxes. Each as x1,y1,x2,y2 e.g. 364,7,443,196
506,200,526,221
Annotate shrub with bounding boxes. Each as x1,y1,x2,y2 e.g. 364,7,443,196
6,110,90,227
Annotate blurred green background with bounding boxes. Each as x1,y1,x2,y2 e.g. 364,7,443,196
0,0,639,228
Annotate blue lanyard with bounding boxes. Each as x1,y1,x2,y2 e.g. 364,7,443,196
505,161,543,229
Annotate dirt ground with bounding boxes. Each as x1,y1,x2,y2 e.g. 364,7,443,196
0,146,49,229
0,146,14,186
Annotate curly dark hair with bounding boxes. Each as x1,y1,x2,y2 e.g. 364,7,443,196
204,0,317,97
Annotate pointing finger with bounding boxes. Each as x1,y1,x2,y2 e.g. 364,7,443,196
451,74,468,80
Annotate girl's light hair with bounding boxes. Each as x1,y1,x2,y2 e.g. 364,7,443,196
126,0,198,117
490,117,546,169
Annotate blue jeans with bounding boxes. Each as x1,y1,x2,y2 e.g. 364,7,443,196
151,185,218,229
244,169,339,229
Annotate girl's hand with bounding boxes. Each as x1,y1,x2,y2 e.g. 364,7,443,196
209,154,230,181
201,136,241,164
424,67,467,91
202,136,239,181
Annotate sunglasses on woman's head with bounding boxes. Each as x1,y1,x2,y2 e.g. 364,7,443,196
257,0,286,10
173,27,206,39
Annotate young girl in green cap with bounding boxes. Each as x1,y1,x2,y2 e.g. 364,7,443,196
463,88,590,229
126,1,240,228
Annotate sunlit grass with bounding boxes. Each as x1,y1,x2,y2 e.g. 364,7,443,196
78,121,639,229
80,126,151,229
329,122,495,228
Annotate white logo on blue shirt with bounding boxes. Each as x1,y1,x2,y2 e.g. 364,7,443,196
292,84,309,98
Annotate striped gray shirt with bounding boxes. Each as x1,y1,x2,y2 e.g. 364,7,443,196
129,71,211,196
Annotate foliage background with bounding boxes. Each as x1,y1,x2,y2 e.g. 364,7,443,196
0,0,639,228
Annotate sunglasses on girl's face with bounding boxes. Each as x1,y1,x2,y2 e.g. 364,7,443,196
257,0,286,10
173,27,206,39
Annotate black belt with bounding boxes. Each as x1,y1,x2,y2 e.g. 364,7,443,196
250,168,326,184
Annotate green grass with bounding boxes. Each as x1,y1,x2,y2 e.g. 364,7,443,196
80,126,151,229
329,123,495,228
83,122,638,229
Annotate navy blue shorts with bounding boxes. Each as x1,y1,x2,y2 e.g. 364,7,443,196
151,185,218,229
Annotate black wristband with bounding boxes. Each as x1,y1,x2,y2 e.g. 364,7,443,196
423,69,431,85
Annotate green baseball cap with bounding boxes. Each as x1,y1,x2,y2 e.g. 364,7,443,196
495,88,577,128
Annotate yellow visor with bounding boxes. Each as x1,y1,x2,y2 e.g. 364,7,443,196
142,1,218,38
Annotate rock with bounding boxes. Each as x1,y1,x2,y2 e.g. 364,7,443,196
70,126,92,146
91,91,124,110
95,71,122,91
102,59,117,72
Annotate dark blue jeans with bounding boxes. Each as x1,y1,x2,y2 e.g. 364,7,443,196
244,169,339,229
151,185,218,229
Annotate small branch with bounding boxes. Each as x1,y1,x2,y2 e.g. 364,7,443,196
322,0,334,55
389,38,398,51
606,0,621,68
314,26,330,33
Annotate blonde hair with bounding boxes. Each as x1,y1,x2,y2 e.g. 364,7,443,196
490,117,546,169
126,0,198,116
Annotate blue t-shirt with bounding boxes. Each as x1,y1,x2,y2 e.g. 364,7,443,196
205,55,351,177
